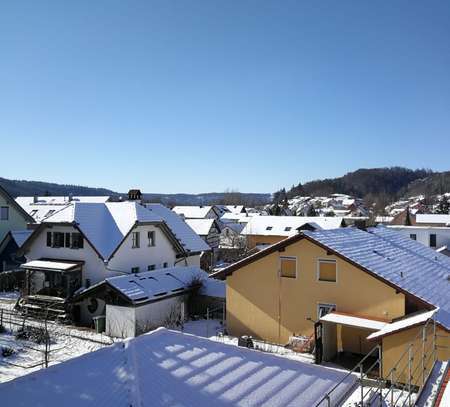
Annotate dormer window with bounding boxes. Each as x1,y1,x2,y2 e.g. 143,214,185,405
132,232,140,248
266,226,273,231
148,231,155,247
284,227,292,232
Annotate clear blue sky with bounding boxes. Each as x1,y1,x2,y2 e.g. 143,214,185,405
1,1,449,194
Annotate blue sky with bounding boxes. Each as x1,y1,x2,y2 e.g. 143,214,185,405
1,1,449,193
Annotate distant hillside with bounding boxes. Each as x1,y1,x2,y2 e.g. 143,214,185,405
274,167,450,209
0,177,270,206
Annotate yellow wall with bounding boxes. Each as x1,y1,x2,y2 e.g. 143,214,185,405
246,235,285,249
227,238,406,344
381,325,450,386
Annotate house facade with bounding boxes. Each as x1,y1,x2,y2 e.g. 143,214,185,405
0,185,34,243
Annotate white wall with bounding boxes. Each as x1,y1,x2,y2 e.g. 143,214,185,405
109,224,177,273
106,305,136,338
388,226,450,249
106,296,186,338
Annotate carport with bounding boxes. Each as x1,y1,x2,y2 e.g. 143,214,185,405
317,311,387,363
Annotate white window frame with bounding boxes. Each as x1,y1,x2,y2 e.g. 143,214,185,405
132,231,140,249
317,258,338,283
148,230,155,247
279,256,297,279
317,302,337,319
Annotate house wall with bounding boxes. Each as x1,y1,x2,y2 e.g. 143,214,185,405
205,224,220,249
381,325,450,386
0,194,29,243
226,238,406,344
106,296,186,338
109,224,177,273
388,226,450,249
25,224,109,286
246,234,287,249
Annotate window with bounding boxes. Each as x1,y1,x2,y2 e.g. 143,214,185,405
430,234,437,248
132,232,140,248
147,265,156,271
317,303,336,319
148,231,155,247
85,279,91,288
266,226,273,231
46,232,52,247
280,256,297,278
317,259,337,282
410,234,417,241
72,233,84,249
65,233,71,248
131,267,140,273
53,232,65,248
284,227,292,232
163,262,168,268
0,206,9,221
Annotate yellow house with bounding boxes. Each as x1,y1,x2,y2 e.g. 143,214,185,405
212,227,450,385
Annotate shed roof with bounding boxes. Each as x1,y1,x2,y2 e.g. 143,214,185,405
21,260,83,272
320,312,388,331
0,328,357,407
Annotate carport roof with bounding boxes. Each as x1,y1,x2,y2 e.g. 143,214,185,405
320,312,388,331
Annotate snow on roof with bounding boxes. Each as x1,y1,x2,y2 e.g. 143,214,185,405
220,212,253,223
241,216,344,236
416,214,450,225
320,312,388,331
172,205,215,219
16,196,111,206
10,230,33,247
225,205,245,214
106,266,206,303
367,310,437,340
185,218,215,236
199,277,225,298
145,204,210,252
302,227,450,330
0,328,357,407
21,260,82,271
222,222,245,234
17,202,72,223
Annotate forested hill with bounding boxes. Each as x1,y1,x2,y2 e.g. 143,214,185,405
274,167,450,205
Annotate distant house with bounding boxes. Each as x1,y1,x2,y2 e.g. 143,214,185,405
184,218,221,249
212,227,450,386
0,230,33,271
241,215,346,249
0,185,34,242
17,198,209,324
172,205,221,220
0,328,358,407
219,222,246,248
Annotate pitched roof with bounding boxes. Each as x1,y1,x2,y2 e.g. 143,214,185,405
0,328,357,407
145,204,210,252
0,186,34,223
185,218,216,236
241,215,344,237
416,214,450,226
172,205,215,219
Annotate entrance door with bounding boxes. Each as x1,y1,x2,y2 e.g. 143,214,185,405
314,321,323,364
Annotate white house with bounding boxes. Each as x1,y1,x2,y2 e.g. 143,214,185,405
388,225,450,250
172,205,221,220
17,201,210,324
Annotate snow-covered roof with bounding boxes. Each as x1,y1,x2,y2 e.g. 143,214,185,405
185,218,215,236
0,328,357,407
320,312,388,331
172,205,215,219
145,204,210,252
220,212,253,223
224,205,245,214
367,310,437,340
21,260,82,271
416,214,450,225
10,230,33,247
199,276,225,298
303,227,450,330
222,222,245,234
105,266,204,303
241,216,344,236
16,196,111,206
